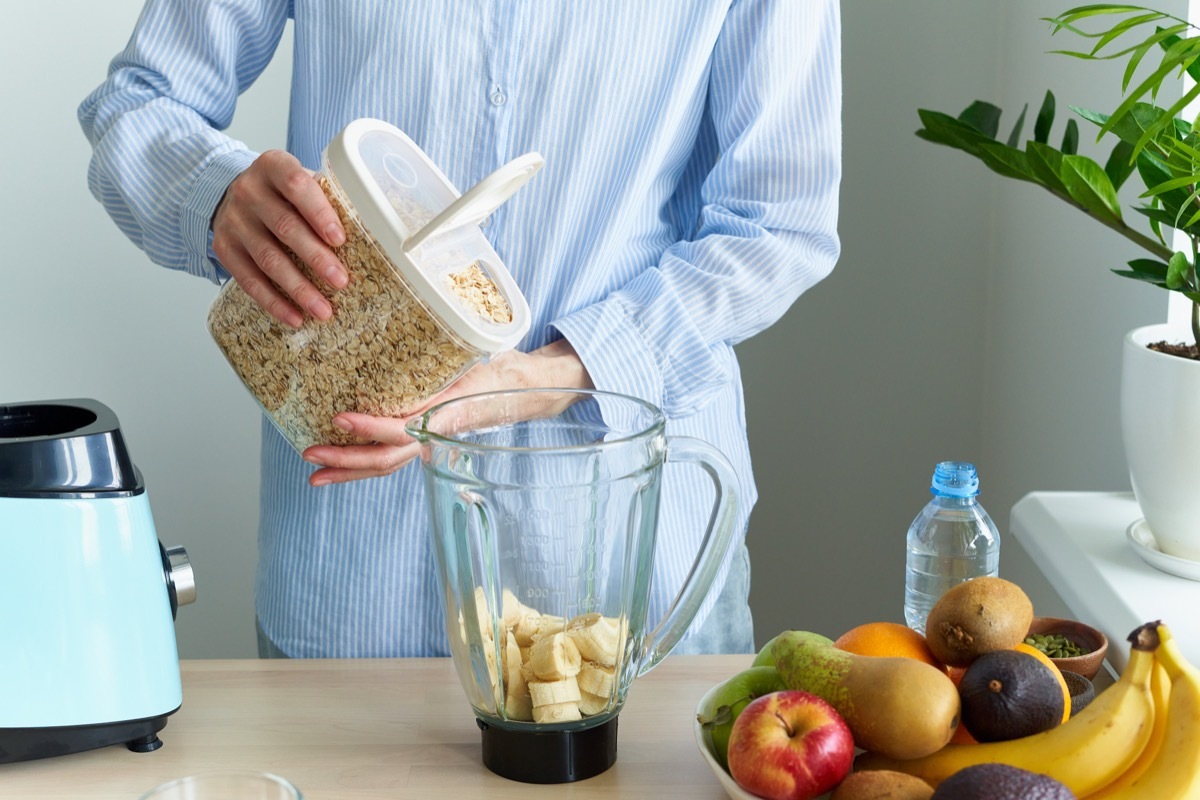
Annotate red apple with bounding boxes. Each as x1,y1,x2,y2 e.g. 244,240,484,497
726,690,854,800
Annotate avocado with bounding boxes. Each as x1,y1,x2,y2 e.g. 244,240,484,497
930,763,1076,799
958,649,1065,742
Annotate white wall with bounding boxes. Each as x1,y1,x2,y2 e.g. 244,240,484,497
2,2,1174,657
744,0,1181,641
2,1,291,657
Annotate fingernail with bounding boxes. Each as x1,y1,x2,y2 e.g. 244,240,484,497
333,417,353,432
308,298,332,320
311,477,331,487
303,454,325,466
324,265,347,288
325,224,345,247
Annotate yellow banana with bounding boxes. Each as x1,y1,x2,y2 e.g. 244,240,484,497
1087,660,1170,798
857,623,1161,796
1089,623,1200,799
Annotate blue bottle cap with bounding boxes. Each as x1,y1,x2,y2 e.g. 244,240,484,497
931,461,979,498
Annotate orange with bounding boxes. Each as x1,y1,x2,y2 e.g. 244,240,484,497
1015,642,1072,725
946,666,978,745
833,621,947,672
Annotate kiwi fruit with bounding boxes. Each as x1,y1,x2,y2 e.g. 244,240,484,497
958,649,1065,742
831,770,934,799
930,763,1075,799
925,577,1034,667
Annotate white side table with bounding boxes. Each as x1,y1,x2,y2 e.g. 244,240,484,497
1010,491,1200,671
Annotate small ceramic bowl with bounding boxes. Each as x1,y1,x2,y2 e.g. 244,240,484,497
1026,617,1108,680
1060,670,1096,717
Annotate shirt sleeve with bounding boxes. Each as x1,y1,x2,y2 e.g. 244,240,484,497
550,0,841,417
77,0,292,285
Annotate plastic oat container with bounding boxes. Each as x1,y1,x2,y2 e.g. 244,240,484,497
207,118,537,452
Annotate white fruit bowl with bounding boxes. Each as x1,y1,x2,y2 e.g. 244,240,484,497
694,683,838,800
694,683,760,800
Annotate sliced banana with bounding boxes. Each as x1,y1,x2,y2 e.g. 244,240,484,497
501,589,527,628
529,632,582,681
567,613,621,667
504,635,533,721
577,662,615,697
513,612,542,647
533,701,582,723
536,615,567,639
473,586,496,640
528,678,582,707
578,690,609,717
467,588,629,722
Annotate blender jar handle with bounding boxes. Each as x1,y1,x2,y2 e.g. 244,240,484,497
637,435,740,675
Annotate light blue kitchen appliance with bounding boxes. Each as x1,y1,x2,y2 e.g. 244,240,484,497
0,399,195,762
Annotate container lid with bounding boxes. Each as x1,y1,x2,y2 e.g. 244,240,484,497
324,118,535,353
403,152,543,251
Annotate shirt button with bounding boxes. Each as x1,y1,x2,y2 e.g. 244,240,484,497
490,89,506,106
480,216,492,229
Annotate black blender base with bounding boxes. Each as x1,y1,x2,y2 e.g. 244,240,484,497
477,715,619,783
0,713,172,763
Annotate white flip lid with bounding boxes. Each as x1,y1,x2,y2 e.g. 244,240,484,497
324,118,536,353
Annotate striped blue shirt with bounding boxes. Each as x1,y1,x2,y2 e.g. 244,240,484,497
79,0,841,657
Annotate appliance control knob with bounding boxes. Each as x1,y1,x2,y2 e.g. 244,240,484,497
165,545,196,608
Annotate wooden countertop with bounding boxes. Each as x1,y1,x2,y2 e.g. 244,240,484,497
2,655,746,799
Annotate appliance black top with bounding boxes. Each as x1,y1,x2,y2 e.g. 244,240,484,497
0,399,144,498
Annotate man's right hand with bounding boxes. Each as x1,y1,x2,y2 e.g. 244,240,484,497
212,149,349,328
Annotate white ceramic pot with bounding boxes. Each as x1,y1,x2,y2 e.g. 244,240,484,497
1120,323,1200,562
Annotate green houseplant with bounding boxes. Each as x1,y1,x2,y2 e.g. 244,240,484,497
918,4,1200,566
917,4,1200,357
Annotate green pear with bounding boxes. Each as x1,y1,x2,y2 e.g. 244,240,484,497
770,629,960,760
696,665,788,771
751,631,812,667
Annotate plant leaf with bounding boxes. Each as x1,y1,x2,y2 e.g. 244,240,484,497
1134,204,1190,237
1113,268,1170,287
1137,150,1191,218
1157,29,1200,84
1035,90,1056,144
1105,139,1137,189
916,109,995,156
1133,80,1200,155
1126,257,1171,279
1007,104,1029,148
1124,24,1192,89
1063,119,1080,154
1167,251,1191,288
1027,141,1070,193
1099,42,1200,148
976,140,1039,182
1046,6,1166,34
958,101,1003,138
1061,154,1124,221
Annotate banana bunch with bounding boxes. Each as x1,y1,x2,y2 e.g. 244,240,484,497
1085,624,1200,799
856,621,1200,799
468,587,624,724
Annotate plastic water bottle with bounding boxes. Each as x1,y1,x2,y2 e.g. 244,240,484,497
904,461,1000,635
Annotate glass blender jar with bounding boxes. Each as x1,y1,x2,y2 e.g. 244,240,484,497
406,388,740,783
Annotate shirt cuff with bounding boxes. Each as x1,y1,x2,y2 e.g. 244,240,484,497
549,296,664,411
181,147,259,284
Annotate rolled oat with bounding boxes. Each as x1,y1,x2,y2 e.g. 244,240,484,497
208,174,511,451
